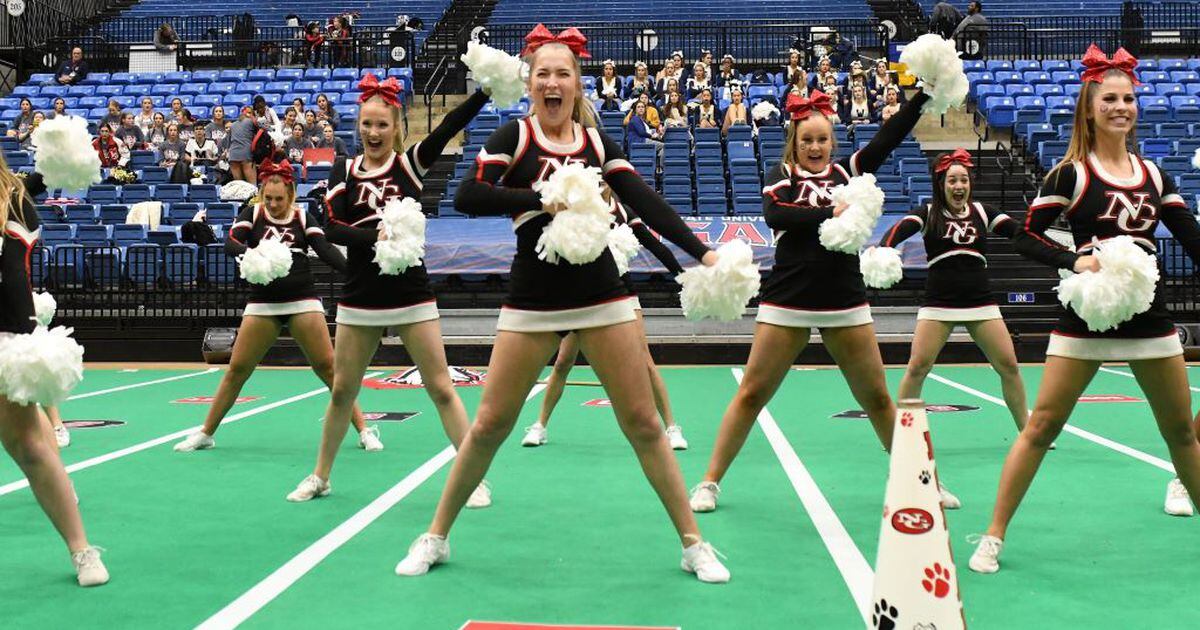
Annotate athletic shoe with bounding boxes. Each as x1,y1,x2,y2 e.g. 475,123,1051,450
465,480,492,509
666,425,689,450
54,425,70,448
968,534,1003,574
358,426,384,452
681,541,730,583
173,432,214,452
689,481,720,512
521,423,547,447
71,546,109,587
939,483,962,510
1165,478,1195,517
395,533,449,576
286,474,331,502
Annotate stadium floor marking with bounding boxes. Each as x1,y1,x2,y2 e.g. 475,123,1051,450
67,368,219,401
0,372,384,497
731,368,873,625
928,372,1176,474
197,384,549,628
1099,365,1200,393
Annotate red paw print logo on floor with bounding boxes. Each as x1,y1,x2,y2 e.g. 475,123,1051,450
900,412,914,428
921,562,952,598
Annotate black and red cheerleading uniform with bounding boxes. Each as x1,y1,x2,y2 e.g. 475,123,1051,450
758,90,928,329
613,200,685,310
0,188,40,336
226,204,347,319
324,90,489,327
880,200,1017,321
455,115,709,332
1016,153,1200,360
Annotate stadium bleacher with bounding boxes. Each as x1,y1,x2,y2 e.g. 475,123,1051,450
488,0,871,22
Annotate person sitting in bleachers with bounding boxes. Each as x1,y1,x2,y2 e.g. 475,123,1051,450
146,112,168,147
314,122,349,158
158,122,186,169
842,83,874,126
663,91,689,128
786,69,809,99
655,58,678,95
629,61,654,98
878,85,902,123
154,22,180,54
277,108,300,141
169,97,186,123
626,100,664,150
595,60,623,111
869,59,893,98
100,100,124,130
687,63,712,100
314,94,341,131
48,98,67,120
784,49,805,83
810,56,837,92
206,106,229,145
303,110,323,144
691,87,721,129
716,55,740,88
94,123,126,168
303,21,325,67
18,111,44,150
186,125,219,168
134,97,156,137
655,77,682,110
46,47,87,86
289,98,306,120
114,112,145,152
721,86,750,136
7,98,34,139
699,49,716,83
328,16,353,67
252,96,280,135
624,92,662,129
177,109,197,137
283,122,313,163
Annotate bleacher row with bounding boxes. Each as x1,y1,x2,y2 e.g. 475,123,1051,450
916,0,1125,18
114,0,449,27
487,0,871,22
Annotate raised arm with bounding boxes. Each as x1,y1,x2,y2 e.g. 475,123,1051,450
413,90,490,171
845,90,930,176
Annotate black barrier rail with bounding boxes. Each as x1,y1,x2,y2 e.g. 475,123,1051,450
952,22,1200,61
1157,237,1200,318
1124,2,1200,29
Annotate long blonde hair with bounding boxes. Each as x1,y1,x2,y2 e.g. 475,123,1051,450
1054,69,1138,175
525,43,598,128
0,152,28,228
356,95,408,153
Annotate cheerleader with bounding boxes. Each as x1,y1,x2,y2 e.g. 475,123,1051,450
969,46,1200,573
174,159,383,453
878,149,1031,503
284,75,493,504
521,199,689,450
0,168,107,586
395,26,729,582
690,87,939,513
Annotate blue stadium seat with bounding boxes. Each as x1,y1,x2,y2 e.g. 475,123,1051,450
125,244,161,286
65,205,99,224
204,243,239,286
164,243,199,286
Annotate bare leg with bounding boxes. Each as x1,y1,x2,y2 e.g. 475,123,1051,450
967,319,1029,430
289,312,367,433
396,319,471,448
43,406,65,429
822,323,896,451
897,319,954,401
536,333,580,427
1128,356,1200,508
701,323,810,484
0,397,90,552
199,315,282,436
312,324,383,480
986,356,1098,539
428,330,560,536
634,310,676,427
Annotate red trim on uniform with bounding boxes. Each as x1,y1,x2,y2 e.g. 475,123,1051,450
759,301,870,312
1064,164,1090,218
604,165,636,175
525,118,588,157
1086,154,1148,191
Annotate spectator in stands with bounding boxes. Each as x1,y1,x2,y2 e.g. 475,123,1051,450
784,49,804,82
721,86,750,136
134,97,156,136
662,91,689,128
595,60,623,111
661,78,682,105
328,16,353,66
227,107,258,184
716,55,740,88
114,112,145,152
93,123,124,168
6,98,34,139
314,94,341,130
655,58,677,94
46,47,87,86
303,110,323,143
18,111,44,150
821,74,841,112
303,22,326,67
101,100,124,130
277,108,300,140
624,92,662,130
824,31,855,69
154,22,180,54
842,83,874,126
290,98,306,119
315,122,348,157
953,1,988,39
283,122,313,162
810,56,836,92
930,1,963,38
146,112,168,146
177,109,197,136
206,106,229,145
252,95,280,134
629,61,654,97
692,87,720,129
878,85,902,122
671,50,688,80
48,98,67,120
869,59,895,101
169,97,185,123
626,100,663,152
787,69,809,99
686,63,711,100
186,125,219,167
158,123,186,168
699,49,716,82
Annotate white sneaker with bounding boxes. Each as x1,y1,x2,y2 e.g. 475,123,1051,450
173,432,214,452
358,426,384,452
1165,478,1195,517
286,474,331,502
689,481,720,513
939,483,962,510
666,425,689,450
54,425,70,448
71,546,109,587
395,533,449,576
968,534,1004,574
465,480,492,509
681,541,730,583
521,423,547,447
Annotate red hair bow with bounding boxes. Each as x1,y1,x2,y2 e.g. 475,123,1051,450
934,148,975,173
258,159,295,185
785,90,836,121
520,23,592,59
1080,43,1140,85
357,74,404,107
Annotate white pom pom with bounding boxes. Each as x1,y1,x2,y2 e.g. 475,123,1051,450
860,246,904,289
752,100,780,122
819,174,886,254
373,197,427,275
532,162,613,265
462,41,528,108
33,291,57,328
220,180,258,201
1192,147,1200,171
238,238,294,285
676,239,761,321
607,223,641,276
1056,236,1160,332
0,326,84,406
899,34,969,115
31,116,101,191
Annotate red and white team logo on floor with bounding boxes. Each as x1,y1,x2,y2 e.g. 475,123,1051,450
1078,394,1143,403
173,396,260,404
582,399,612,407
364,366,485,389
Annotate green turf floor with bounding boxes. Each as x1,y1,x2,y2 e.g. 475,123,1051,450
1,364,1197,629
